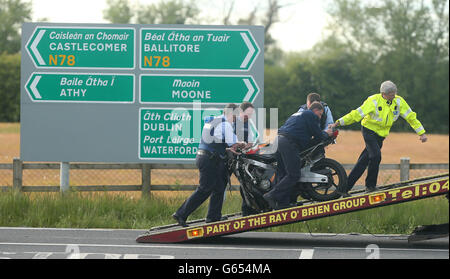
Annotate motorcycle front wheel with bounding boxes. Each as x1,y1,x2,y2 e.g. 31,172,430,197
301,158,348,201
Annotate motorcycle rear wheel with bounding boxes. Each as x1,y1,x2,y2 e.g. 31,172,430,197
301,158,348,201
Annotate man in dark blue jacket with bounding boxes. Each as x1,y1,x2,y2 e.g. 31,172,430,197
264,102,333,209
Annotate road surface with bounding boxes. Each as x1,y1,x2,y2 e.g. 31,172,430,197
0,227,447,259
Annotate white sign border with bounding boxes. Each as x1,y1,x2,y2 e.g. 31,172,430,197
24,72,136,104
25,26,136,70
138,74,260,105
139,27,261,72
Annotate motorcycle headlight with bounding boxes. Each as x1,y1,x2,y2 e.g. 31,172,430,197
259,180,271,191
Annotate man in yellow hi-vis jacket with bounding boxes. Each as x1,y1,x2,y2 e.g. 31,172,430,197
330,81,427,194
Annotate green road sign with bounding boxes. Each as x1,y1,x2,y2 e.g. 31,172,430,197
139,108,213,160
140,75,259,104
21,23,264,163
26,27,135,69
25,73,134,103
139,107,259,160
140,28,259,70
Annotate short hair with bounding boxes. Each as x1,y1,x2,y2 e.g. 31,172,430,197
309,101,324,112
307,93,321,103
224,103,238,115
240,102,254,112
380,81,397,95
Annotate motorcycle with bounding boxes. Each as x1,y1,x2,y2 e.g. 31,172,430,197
227,129,347,215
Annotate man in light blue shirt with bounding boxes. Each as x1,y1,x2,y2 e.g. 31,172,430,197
234,102,256,148
298,92,334,131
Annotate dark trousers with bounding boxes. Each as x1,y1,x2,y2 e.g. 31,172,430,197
347,126,385,191
268,135,301,205
175,153,227,222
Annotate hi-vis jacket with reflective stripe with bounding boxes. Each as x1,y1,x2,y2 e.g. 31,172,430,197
337,93,425,138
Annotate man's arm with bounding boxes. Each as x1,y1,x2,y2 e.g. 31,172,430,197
213,120,238,146
398,96,427,143
307,112,330,140
335,97,375,127
324,107,334,131
214,120,247,153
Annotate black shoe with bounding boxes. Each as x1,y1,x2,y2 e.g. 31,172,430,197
338,191,351,198
172,213,188,227
276,203,295,210
263,193,278,209
205,216,228,223
365,186,378,193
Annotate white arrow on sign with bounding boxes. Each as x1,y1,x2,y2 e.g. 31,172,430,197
30,75,42,99
240,32,255,69
242,78,255,102
31,30,46,66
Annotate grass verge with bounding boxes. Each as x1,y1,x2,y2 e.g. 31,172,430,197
0,190,447,234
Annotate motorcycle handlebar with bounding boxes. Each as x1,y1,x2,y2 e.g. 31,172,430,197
229,129,339,156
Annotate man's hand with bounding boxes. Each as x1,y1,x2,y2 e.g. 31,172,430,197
328,122,339,129
236,142,247,149
419,134,428,143
227,142,247,154
325,128,334,137
244,142,254,149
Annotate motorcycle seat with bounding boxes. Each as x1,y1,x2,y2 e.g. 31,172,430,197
245,153,277,163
